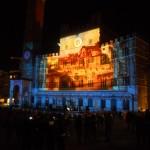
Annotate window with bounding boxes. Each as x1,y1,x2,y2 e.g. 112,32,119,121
53,98,57,105
36,97,41,107
113,78,117,86
88,80,93,87
70,81,75,88
124,47,129,56
111,98,116,111
61,97,66,106
101,99,105,109
88,98,93,107
101,54,110,64
79,98,83,106
123,76,130,85
31,96,34,104
79,59,84,66
123,99,129,110
45,97,49,106
101,79,106,89
79,80,83,87
88,57,94,63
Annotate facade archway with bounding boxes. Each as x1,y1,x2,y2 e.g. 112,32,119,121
111,98,116,111
13,85,20,105
123,99,129,111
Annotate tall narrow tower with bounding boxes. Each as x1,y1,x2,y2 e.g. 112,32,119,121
22,0,46,80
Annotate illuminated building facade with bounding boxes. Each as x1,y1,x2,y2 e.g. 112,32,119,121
45,28,113,91
9,1,150,112
9,26,150,111
10,27,150,112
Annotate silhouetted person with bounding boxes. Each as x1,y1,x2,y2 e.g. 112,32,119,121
104,112,113,142
55,114,66,150
135,112,145,145
83,112,91,143
47,115,56,150
75,115,83,144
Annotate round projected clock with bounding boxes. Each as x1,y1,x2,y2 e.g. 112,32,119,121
74,37,82,47
23,50,31,60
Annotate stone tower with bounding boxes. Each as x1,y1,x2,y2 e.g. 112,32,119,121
9,0,46,107
22,0,46,80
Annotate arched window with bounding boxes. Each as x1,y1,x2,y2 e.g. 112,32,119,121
79,97,83,106
62,97,66,106
31,96,34,104
123,99,129,110
124,47,129,56
111,98,116,111
52,97,57,105
79,80,83,87
101,99,105,109
88,97,93,107
13,85,20,104
37,96,41,108
45,97,49,106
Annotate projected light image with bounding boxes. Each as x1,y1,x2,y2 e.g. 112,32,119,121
45,28,114,90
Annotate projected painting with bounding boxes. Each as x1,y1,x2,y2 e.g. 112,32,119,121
46,28,114,90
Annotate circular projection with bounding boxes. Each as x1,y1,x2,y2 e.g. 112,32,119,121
23,50,31,60
74,37,82,47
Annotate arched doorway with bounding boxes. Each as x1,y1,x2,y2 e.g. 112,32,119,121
101,99,106,110
13,85,20,105
78,97,83,112
88,97,93,107
111,98,116,111
123,99,129,111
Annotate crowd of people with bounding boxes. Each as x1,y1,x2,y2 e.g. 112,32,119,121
0,106,150,150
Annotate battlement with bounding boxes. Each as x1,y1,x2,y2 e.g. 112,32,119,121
46,52,60,57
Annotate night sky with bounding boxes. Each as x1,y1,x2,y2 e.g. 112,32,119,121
0,0,149,71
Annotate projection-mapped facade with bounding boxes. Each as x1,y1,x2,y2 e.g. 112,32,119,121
10,27,150,112
45,28,113,91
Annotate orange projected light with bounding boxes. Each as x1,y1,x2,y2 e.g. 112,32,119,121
46,28,114,90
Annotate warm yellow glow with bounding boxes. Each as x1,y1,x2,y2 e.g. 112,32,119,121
0,99,5,103
12,98,15,103
7,98,10,105
59,28,100,56
46,28,114,90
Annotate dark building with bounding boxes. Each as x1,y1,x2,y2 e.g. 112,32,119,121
0,70,9,103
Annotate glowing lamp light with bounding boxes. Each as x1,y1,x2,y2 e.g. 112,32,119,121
0,99,4,103
29,116,33,120
12,98,15,103
7,98,10,105
57,43,61,47
67,107,70,111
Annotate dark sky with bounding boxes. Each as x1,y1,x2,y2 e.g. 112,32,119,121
0,0,149,71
